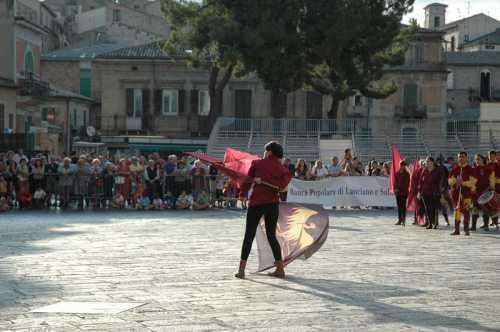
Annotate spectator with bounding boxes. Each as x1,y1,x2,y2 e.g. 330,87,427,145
190,160,207,198
102,163,115,208
295,159,308,179
328,157,343,177
312,160,328,179
340,148,353,169
30,159,46,195
58,157,74,208
193,190,210,210
144,160,159,201
175,190,192,209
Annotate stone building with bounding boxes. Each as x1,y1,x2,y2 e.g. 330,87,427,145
53,0,170,48
338,28,448,137
91,42,329,151
446,52,500,116
0,0,92,153
461,28,500,52
423,3,500,52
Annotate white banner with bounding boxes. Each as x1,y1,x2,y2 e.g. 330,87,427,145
287,177,396,207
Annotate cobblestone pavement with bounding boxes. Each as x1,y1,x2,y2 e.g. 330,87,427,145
0,208,499,331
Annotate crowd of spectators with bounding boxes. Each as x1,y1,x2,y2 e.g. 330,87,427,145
0,147,464,213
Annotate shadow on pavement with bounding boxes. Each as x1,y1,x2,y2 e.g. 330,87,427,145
248,276,497,332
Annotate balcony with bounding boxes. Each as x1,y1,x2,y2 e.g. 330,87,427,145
18,72,51,97
394,105,427,119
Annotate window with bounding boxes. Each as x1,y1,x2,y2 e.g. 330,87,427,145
306,91,323,119
354,95,363,106
198,90,210,116
403,83,418,108
8,114,14,129
24,49,34,75
113,9,121,22
133,89,143,117
83,110,87,128
464,34,470,42
234,89,252,118
42,108,48,121
447,71,454,89
480,71,491,100
80,69,91,97
72,109,77,129
434,16,440,28
415,45,424,64
162,90,178,116
451,36,456,51
0,105,4,132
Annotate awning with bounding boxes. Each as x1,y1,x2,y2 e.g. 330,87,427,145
128,143,207,152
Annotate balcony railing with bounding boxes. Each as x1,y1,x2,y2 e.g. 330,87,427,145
394,105,427,119
19,72,51,97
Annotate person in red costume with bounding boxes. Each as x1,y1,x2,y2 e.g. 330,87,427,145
394,160,410,226
418,157,441,229
488,150,499,229
472,154,495,231
449,152,477,236
235,142,292,279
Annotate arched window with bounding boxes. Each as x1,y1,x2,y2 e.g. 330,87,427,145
480,70,491,100
24,49,34,75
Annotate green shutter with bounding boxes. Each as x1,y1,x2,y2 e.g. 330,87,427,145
403,83,418,108
80,69,91,97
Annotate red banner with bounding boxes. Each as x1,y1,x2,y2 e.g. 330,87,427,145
389,144,401,194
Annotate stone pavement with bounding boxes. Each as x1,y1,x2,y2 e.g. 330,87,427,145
0,208,499,331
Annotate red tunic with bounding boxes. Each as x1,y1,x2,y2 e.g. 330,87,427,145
474,165,495,197
418,168,441,196
242,156,292,207
490,162,500,194
394,169,410,196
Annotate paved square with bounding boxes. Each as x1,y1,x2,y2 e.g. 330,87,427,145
0,209,499,331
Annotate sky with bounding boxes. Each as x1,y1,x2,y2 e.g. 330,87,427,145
403,0,500,25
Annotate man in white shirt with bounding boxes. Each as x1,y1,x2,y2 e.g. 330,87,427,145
328,156,343,177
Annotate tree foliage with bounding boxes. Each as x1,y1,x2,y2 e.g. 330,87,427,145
162,0,418,120
160,0,241,120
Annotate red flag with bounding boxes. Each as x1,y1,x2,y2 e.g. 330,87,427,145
406,160,425,225
222,148,260,186
389,144,401,194
223,148,260,176
406,160,420,212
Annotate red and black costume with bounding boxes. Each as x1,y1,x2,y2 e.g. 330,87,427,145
418,167,441,228
394,168,410,225
239,155,292,262
472,164,495,230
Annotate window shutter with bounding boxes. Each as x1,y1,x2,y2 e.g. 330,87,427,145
142,89,150,130
403,83,418,108
126,88,134,117
178,89,185,114
191,89,199,115
154,89,162,115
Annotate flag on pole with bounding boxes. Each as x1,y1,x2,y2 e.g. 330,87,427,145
389,144,402,194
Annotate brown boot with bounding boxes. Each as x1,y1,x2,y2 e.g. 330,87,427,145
450,221,460,236
268,260,285,278
234,260,246,279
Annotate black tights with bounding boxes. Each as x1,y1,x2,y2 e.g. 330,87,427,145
240,203,282,261
396,195,407,223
